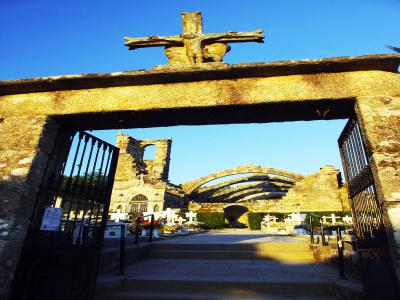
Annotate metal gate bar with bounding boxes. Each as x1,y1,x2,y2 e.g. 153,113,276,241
338,118,385,249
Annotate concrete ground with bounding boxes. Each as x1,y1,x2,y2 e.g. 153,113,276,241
156,229,309,244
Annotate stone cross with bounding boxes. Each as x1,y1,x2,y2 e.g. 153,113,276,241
109,209,128,222
124,11,264,65
330,213,340,223
177,216,186,225
322,214,341,224
342,215,353,224
263,214,277,223
185,211,197,223
164,208,176,224
290,212,302,225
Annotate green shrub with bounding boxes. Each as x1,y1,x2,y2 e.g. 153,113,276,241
197,212,225,229
248,212,265,230
267,212,287,222
177,208,188,219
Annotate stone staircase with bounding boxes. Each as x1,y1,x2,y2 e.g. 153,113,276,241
147,242,315,261
96,235,363,300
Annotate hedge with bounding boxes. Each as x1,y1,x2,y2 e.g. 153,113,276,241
197,212,225,229
247,211,351,230
248,212,265,230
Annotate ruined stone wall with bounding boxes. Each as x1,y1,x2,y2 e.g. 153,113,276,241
279,166,348,212
110,133,173,213
189,166,350,213
140,139,171,182
0,117,59,299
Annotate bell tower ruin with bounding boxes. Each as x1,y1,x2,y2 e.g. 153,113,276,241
110,132,183,215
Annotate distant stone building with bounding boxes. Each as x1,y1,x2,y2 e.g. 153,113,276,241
109,132,184,215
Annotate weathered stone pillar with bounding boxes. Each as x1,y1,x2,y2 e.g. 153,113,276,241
356,96,400,284
0,116,58,299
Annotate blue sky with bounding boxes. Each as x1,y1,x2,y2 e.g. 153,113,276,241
1,1,399,183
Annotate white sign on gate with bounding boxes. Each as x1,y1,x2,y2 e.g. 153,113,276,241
40,207,62,231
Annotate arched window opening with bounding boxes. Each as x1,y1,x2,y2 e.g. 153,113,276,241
132,194,148,201
154,204,160,212
143,144,156,160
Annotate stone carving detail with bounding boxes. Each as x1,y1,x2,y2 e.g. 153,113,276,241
124,11,264,65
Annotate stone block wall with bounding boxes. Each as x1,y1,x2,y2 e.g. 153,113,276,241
0,116,59,299
279,165,347,212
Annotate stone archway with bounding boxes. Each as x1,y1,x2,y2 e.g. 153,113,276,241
224,205,249,228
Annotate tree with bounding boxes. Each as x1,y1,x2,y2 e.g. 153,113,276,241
387,45,400,53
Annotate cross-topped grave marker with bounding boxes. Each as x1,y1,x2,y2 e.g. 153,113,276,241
124,11,264,65
109,209,128,223
185,211,197,224
263,214,278,223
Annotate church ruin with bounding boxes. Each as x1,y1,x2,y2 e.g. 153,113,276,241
110,132,184,215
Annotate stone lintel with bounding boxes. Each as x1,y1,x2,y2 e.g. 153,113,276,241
1,54,399,96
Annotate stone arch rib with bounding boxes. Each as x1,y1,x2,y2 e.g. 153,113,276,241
181,164,303,197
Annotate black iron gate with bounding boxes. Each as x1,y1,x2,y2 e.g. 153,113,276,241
338,118,399,299
11,127,119,300
338,118,385,249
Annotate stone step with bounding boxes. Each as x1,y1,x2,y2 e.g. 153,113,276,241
119,278,336,296
149,243,311,252
147,249,315,261
110,290,337,300
95,258,340,300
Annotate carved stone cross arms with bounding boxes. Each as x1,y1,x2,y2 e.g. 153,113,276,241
124,11,264,65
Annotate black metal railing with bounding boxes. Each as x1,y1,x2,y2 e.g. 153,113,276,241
308,213,326,246
336,225,345,279
134,214,155,245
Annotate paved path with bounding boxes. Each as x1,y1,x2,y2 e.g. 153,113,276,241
156,229,308,244
122,258,339,281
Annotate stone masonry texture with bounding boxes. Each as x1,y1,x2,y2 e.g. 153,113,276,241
356,96,400,284
0,116,59,299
